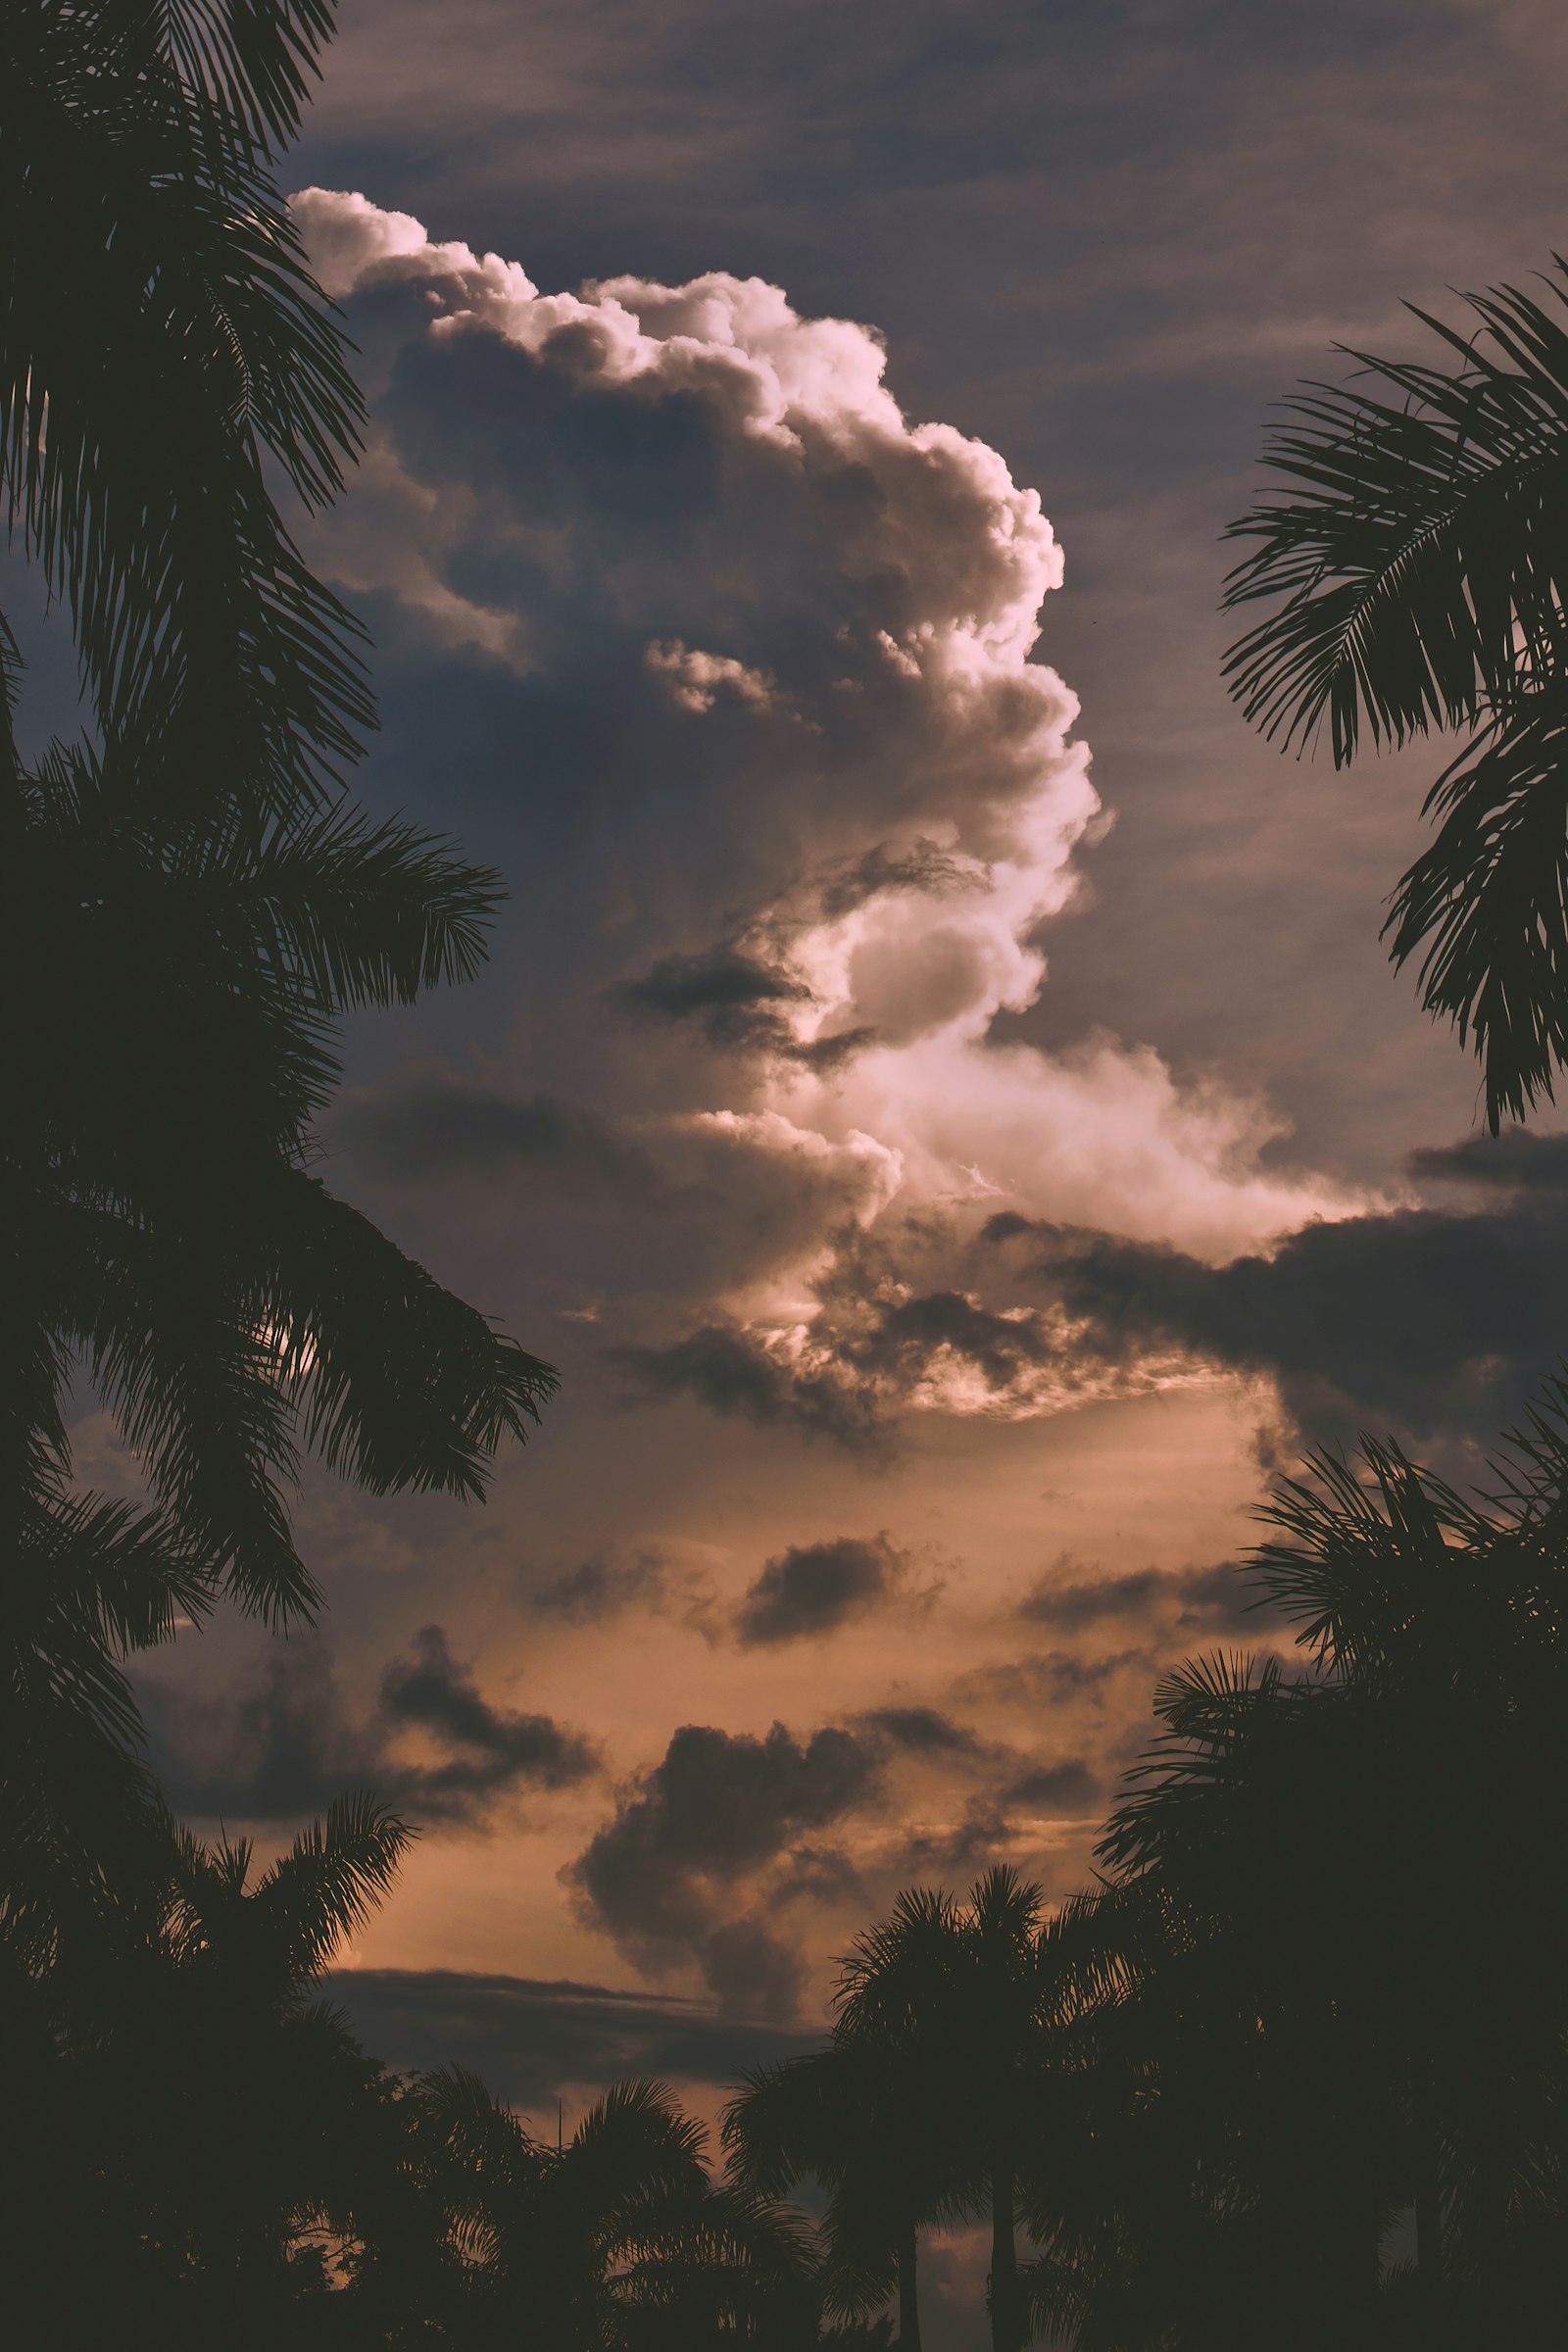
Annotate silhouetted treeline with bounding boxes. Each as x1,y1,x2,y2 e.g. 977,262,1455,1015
731,1409,1568,2349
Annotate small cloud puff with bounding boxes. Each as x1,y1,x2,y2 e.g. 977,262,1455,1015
645,638,779,712
734,1532,908,1645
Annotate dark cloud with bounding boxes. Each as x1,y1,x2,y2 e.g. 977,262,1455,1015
860,1705,983,1757
815,835,973,919
955,1648,1156,1713
615,940,872,1070
565,1720,882,2017
1001,1760,1102,1817
610,1222,1090,1449
335,1075,661,1198
1407,1131,1568,1194
141,1626,597,1830
617,942,805,1031
519,1548,674,1625
985,1137,1568,1443
324,1968,816,2113
380,1625,598,1807
1018,1559,1257,1637
140,1640,360,1825
735,1533,905,1645
609,1320,887,1452
858,1288,1061,1391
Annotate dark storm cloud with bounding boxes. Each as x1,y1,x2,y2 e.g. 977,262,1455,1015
617,942,804,1034
379,1625,598,1804
141,1627,597,1830
519,1548,674,1625
859,1705,984,1757
1018,1559,1257,1637
858,1289,1061,1390
1003,1760,1102,1816
613,839,974,1067
324,1968,815,2112
611,1211,1093,1447
956,1649,1156,1714
1407,1131,1568,1194
335,1075,661,1198
565,1720,882,2017
615,939,873,1070
984,1133,1568,1442
608,1320,886,1452
734,1533,906,1646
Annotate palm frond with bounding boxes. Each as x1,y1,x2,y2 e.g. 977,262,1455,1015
251,1790,413,1976
1222,269,1568,763
1386,685,1568,1126
263,1165,559,1500
1,2,371,800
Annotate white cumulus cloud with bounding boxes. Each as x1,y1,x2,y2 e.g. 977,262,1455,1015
294,188,1369,1426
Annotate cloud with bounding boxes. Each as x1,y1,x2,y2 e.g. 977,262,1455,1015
1002,1760,1102,1816
858,1704,983,1756
734,1533,906,1644
609,1214,1196,1446
609,1319,888,1451
1407,1131,1568,1195
325,1967,815,2115
645,637,779,713
1017,1558,1257,1637
285,189,1366,1463
140,1626,597,1829
614,941,838,1063
334,1075,662,1197
564,1719,882,2017
518,1548,676,1625
986,1131,1568,1442
562,1700,1095,2016
379,1625,598,1806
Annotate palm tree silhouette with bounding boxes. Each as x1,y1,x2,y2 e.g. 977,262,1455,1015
404,2068,817,2348
835,1870,1052,2352
1222,266,1568,1128
12,1791,411,2346
725,2036,952,2346
2,0,556,1965
2,0,372,807
1087,1391,1568,2346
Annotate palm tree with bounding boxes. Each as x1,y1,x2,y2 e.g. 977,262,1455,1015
10,710,556,1626
11,1791,413,2347
725,2038,952,2347
5,694,556,1964
402,2069,817,2348
2,0,371,808
1087,1393,1568,2345
1221,266,1568,1128
2,0,556,1951
836,1872,1051,2352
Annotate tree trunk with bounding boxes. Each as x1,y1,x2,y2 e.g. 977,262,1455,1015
896,2219,922,2350
1412,2070,1445,2321
990,2154,1018,2352
1415,2161,1444,2290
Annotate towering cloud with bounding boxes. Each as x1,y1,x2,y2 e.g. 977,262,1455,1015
294,188,1364,1449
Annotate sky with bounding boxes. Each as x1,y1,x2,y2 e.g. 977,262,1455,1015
55,2,1568,2338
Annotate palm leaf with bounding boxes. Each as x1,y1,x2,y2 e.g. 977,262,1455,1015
1385,684,1568,1126
1222,267,1568,763
250,1790,413,1975
1,2,371,801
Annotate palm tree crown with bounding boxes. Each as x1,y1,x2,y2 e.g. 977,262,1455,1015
1222,265,1568,1126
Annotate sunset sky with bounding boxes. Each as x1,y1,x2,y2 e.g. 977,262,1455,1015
39,4,1568,2330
